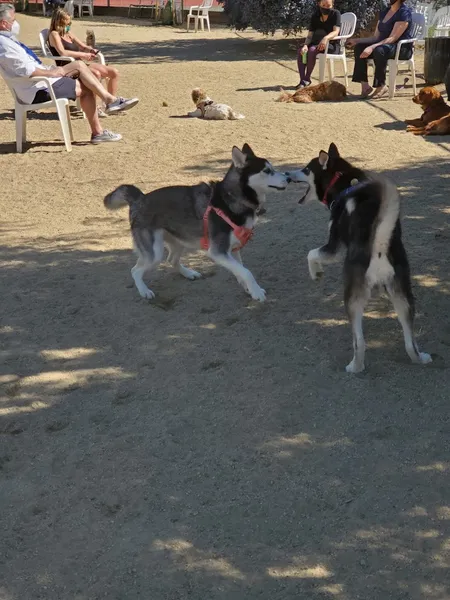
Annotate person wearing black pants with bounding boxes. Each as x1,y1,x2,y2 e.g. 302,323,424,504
347,0,413,99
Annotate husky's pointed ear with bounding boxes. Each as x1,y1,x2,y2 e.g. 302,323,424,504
318,150,329,169
328,143,340,162
232,146,247,168
242,143,255,157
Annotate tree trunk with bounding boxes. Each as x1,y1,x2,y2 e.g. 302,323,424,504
424,37,450,85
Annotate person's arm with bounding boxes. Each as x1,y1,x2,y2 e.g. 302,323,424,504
301,29,314,53
347,23,380,47
70,32,94,53
48,30,93,60
317,25,340,51
0,40,56,78
360,21,408,58
31,65,65,77
366,21,408,49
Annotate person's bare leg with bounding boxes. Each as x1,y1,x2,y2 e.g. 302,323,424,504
76,81,102,136
62,61,115,105
91,64,120,96
107,68,119,96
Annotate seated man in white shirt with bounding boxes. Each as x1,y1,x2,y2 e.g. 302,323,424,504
0,4,139,144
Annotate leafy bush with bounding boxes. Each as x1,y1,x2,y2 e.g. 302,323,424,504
217,0,411,35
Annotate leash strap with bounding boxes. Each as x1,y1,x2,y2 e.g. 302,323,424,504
322,171,342,206
201,205,253,251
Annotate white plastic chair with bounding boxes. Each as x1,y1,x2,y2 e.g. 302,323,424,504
318,12,357,88
187,0,213,32
415,3,433,38
0,66,73,153
387,12,425,99
433,9,450,36
74,0,93,18
65,0,75,17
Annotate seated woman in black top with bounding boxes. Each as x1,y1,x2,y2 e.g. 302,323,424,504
297,0,341,89
347,0,413,98
48,9,119,107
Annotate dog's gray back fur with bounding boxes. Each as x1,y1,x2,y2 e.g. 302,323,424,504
104,159,259,248
104,181,214,247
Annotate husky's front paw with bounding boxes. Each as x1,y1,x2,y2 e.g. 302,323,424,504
345,359,365,374
250,285,266,302
179,265,202,280
307,249,323,281
139,287,155,300
418,352,432,365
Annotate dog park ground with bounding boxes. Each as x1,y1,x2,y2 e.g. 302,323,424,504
0,14,449,600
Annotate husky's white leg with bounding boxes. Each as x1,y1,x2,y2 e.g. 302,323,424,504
131,230,164,299
167,243,201,280
386,283,432,365
307,219,341,280
131,258,156,299
344,275,370,372
345,295,367,373
209,250,265,302
231,250,250,292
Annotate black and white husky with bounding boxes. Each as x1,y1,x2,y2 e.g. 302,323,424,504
104,144,289,303
288,143,432,373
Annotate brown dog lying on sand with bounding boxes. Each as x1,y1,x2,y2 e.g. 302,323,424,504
277,81,347,103
405,86,450,134
409,114,450,136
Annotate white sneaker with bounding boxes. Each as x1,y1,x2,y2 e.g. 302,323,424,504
105,97,139,115
97,107,108,118
91,130,122,144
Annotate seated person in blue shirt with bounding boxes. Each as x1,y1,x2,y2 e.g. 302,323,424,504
347,0,413,99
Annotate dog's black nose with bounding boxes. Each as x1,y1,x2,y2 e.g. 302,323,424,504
286,176,292,183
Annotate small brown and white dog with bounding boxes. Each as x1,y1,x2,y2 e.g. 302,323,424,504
277,81,347,103
86,29,96,49
188,88,245,120
405,86,450,135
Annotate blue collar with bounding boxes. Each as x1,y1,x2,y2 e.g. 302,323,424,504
329,181,367,212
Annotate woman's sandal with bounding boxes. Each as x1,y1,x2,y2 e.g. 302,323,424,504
360,87,373,99
371,86,388,99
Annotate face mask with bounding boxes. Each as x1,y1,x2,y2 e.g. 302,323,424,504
65,25,71,33
320,7,332,15
11,20,20,36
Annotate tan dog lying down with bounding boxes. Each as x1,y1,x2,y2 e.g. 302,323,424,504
277,81,347,103
188,88,245,120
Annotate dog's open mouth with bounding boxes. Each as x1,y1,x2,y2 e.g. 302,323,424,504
269,184,288,190
297,184,310,204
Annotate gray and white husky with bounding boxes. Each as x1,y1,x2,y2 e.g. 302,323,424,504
104,144,289,303
287,143,432,373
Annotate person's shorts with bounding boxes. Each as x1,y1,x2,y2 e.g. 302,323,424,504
32,76,77,104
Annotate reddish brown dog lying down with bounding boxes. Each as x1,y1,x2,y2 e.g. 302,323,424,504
277,81,347,103
409,114,450,136
405,86,450,135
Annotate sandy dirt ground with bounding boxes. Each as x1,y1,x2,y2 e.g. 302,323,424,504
0,14,449,600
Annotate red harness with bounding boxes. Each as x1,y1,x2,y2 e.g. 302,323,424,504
322,171,342,206
201,205,254,251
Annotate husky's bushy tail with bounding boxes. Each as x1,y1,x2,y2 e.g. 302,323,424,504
366,177,400,286
104,185,144,210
